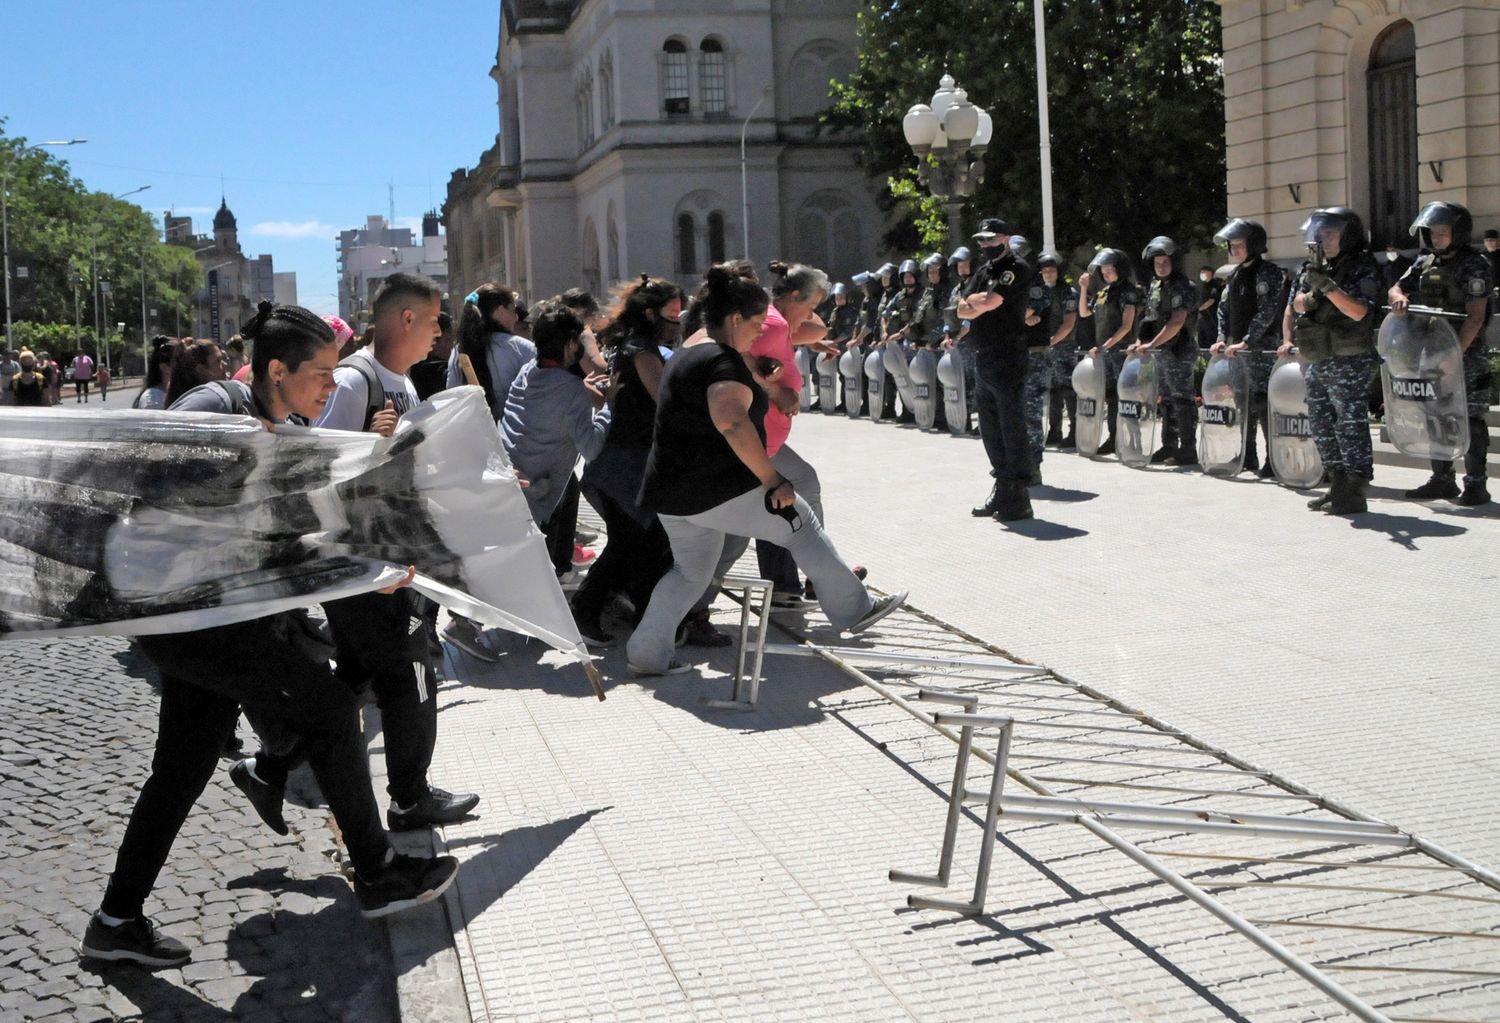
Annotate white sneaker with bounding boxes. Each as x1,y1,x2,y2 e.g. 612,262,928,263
848,591,907,635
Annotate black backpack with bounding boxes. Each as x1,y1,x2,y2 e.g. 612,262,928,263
337,353,387,432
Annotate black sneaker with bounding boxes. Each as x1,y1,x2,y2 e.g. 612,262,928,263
1097,438,1116,456
354,853,459,919
1257,462,1276,479
627,659,694,678
442,617,500,663
677,612,732,648
1405,475,1461,500
79,913,191,967
848,590,908,634
1058,434,1077,451
770,590,806,609
575,615,615,648
229,758,288,836
387,787,481,831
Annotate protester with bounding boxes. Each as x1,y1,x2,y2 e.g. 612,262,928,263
132,336,179,410
0,349,17,406
10,350,49,407
223,335,247,379
81,303,458,968
162,337,228,409
96,362,111,401
569,276,684,647
409,310,453,401
624,263,906,677
447,284,533,419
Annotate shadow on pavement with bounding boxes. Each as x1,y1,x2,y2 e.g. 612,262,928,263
1344,511,1467,550
998,519,1090,541
88,875,397,1022
1030,485,1098,503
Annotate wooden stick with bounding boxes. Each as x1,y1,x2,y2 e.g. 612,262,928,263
457,353,481,387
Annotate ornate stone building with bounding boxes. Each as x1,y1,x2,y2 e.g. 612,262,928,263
165,199,285,343
444,0,880,308
1219,0,1499,259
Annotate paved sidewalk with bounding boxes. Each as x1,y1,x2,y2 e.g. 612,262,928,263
407,409,1499,1022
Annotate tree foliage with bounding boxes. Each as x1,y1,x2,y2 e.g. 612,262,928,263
1,120,200,356
830,0,1226,265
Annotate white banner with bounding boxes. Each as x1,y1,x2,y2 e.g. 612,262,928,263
0,386,600,694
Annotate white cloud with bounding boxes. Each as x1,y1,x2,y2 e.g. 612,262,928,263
248,220,337,239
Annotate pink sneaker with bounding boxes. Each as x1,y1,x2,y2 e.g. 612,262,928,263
572,544,598,567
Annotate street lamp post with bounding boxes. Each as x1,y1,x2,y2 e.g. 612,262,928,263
740,85,772,264
902,75,993,250
2,138,86,351
101,184,150,372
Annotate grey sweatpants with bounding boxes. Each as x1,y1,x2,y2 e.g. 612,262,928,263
626,486,873,672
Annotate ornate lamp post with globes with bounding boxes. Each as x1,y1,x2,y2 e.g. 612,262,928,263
902,74,993,248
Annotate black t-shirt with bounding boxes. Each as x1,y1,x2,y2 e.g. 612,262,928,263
639,342,767,516
963,251,1034,348
408,355,448,402
605,336,664,452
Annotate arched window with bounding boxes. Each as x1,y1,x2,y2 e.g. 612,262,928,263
676,212,697,275
662,40,690,116
700,39,727,116
607,204,621,283
582,67,595,145
795,191,863,282
582,220,602,297
707,211,727,264
599,51,615,130
1367,21,1416,249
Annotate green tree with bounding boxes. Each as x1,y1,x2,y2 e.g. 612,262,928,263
2,120,198,358
830,0,1225,264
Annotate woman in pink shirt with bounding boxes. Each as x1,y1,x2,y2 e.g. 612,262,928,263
753,261,855,604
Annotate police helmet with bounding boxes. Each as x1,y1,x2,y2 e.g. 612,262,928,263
1213,218,1268,258
831,282,848,298
1409,200,1473,253
876,261,897,280
898,258,920,278
1008,235,1032,259
1299,206,1368,255
851,271,871,288
1088,247,1136,284
947,245,973,267
922,252,945,271
1141,236,1178,261
1036,251,1062,271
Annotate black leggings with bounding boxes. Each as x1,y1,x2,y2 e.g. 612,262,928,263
571,483,670,621
101,619,389,918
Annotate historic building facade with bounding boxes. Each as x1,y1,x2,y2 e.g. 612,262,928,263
166,199,287,343
1219,0,1499,260
444,0,880,308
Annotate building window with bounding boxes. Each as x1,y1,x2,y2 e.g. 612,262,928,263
599,52,615,130
700,40,727,116
582,220,602,297
663,40,690,116
607,210,621,283
707,211,726,264
1367,21,1417,249
676,212,697,275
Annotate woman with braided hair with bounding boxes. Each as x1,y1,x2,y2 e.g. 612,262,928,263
446,282,532,420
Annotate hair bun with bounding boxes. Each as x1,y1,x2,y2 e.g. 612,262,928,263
767,260,790,277
704,265,734,292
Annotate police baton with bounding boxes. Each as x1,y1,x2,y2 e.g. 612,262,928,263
1381,303,1469,321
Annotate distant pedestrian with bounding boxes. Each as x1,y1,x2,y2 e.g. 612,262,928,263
96,362,111,401
38,350,61,405
0,350,17,407
10,350,49,407
71,351,95,403
162,337,227,408
133,336,179,410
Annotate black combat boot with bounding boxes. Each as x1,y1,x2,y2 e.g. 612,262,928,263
1404,473,1460,501
1307,471,1343,511
971,482,1001,517
1456,480,1490,507
1328,472,1369,515
992,481,1034,522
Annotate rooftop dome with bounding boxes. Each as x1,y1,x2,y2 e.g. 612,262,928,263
213,197,236,230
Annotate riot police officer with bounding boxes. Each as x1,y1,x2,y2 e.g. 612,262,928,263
827,282,862,346
1131,236,1201,466
1197,265,1223,350
1077,248,1141,456
1280,207,1383,515
942,246,977,429
1212,218,1287,476
883,258,933,421
960,217,1041,521
1390,200,1496,506
1036,252,1080,449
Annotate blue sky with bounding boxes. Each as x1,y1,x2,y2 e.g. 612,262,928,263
5,0,498,315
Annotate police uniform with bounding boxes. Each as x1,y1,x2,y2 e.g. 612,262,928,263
1084,257,1143,453
1043,278,1081,446
1197,274,1223,350
1020,277,1062,474
1395,244,1495,498
965,219,1037,520
944,252,978,423
1140,267,1201,464
1291,248,1382,486
1217,255,1286,470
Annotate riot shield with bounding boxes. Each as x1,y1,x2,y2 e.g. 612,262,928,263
864,348,889,423
1377,313,1470,460
908,348,939,430
882,342,919,420
937,347,968,436
795,347,816,413
1199,354,1249,476
1070,354,1107,457
839,347,865,420
817,352,842,416
1115,352,1159,469
1267,354,1323,488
